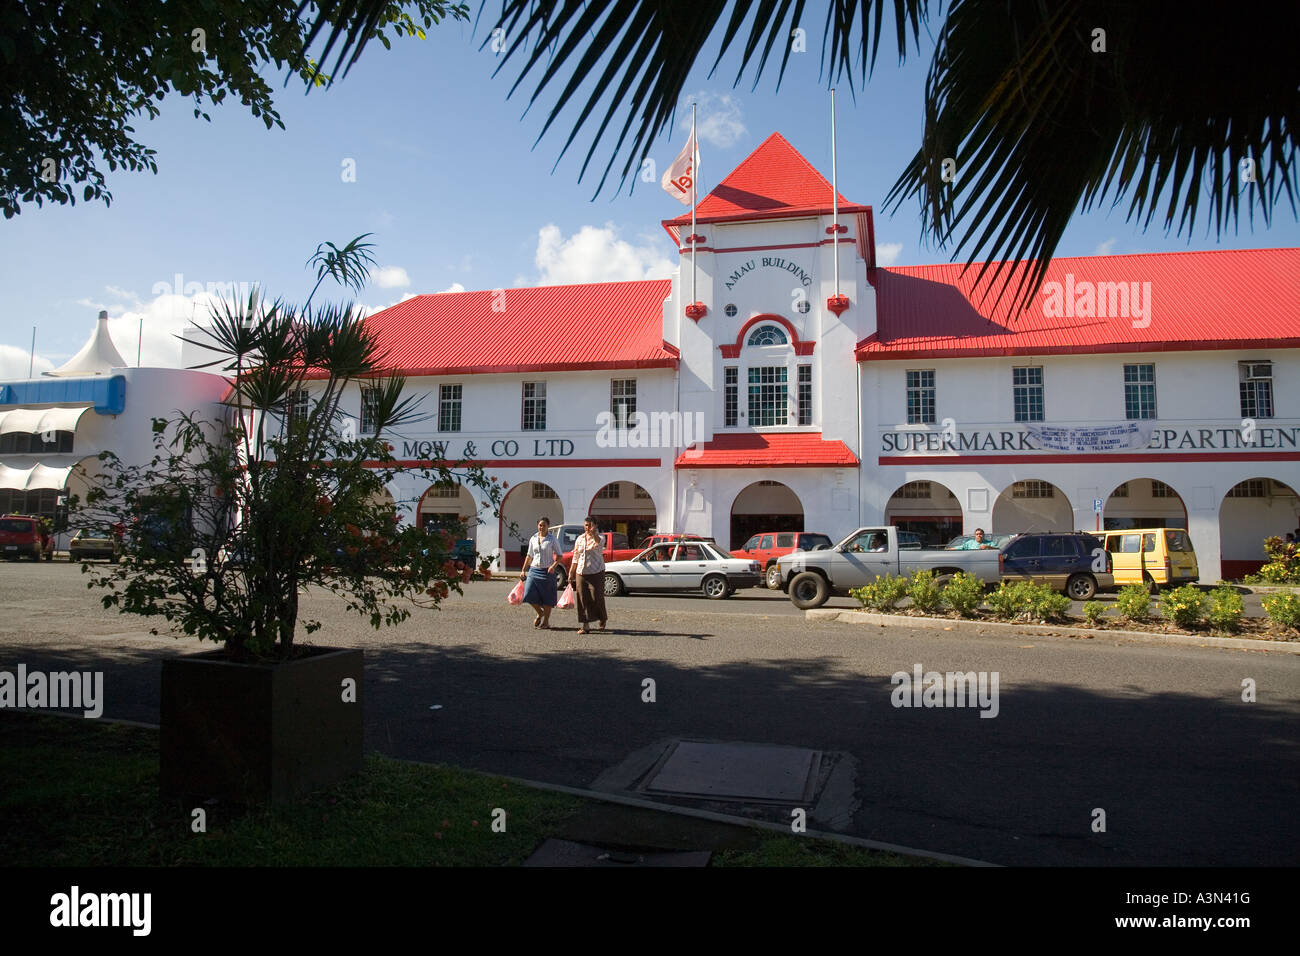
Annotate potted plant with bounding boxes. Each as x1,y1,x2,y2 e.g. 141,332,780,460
77,236,504,803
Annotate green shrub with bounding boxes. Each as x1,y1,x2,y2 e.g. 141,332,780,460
1262,592,1300,630
906,569,944,613
1082,600,1106,626
986,581,1032,620
1254,536,1300,584
849,574,909,612
1115,583,1151,622
1160,584,1205,629
1206,586,1245,632
940,572,985,617
1026,586,1071,622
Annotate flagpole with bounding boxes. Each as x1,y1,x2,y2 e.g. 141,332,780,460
831,88,840,298
691,102,697,308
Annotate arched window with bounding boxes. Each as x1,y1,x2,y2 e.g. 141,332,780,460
746,325,788,346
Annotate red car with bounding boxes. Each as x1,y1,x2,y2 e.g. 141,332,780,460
0,515,48,561
555,531,637,589
735,531,835,588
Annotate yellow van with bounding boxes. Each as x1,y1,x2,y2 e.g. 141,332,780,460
1101,528,1199,592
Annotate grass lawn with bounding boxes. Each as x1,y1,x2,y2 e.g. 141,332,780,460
1,713,943,867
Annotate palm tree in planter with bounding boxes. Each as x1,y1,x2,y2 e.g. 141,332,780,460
77,236,504,803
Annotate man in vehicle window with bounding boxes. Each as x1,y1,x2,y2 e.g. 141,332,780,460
957,528,994,550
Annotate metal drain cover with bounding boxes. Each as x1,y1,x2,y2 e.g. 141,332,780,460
639,741,821,803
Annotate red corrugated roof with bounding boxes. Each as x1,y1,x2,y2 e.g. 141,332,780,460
859,248,1300,359
360,280,675,375
676,432,859,468
664,132,870,237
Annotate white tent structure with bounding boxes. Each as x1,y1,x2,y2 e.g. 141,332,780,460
46,310,126,376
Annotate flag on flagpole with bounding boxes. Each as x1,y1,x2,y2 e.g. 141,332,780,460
661,129,699,206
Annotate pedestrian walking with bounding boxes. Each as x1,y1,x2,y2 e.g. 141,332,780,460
571,516,608,634
520,517,561,629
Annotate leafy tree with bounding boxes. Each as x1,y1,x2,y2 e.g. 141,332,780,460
1,0,467,217
302,0,1299,307
75,235,504,660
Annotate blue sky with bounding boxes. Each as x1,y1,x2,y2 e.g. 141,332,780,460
3,10,1296,376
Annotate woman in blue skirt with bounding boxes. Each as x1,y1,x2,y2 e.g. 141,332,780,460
519,516,561,628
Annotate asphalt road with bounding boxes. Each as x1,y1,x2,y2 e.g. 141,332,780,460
2,564,1297,866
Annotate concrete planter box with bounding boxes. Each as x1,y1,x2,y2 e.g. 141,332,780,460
161,646,363,804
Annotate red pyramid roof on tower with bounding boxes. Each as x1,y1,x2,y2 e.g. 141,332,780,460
663,132,870,239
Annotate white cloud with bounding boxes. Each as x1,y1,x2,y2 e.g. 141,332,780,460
534,223,675,285
876,242,903,267
436,283,465,294
357,291,422,318
373,266,411,289
1094,237,1117,255
0,344,55,379
680,91,747,149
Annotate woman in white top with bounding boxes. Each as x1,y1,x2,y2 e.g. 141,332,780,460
570,515,608,634
520,516,561,628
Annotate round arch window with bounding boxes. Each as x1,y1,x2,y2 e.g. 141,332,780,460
794,299,811,314
746,324,789,346
724,303,738,317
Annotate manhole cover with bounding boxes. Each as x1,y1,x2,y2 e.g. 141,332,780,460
639,741,821,803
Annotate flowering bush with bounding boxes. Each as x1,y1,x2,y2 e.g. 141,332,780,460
940,572,985,617
1082,600,1106,626
1247,537,1300,584
1160,584,1205,628
849,574,909,612
1262,592,1300,631
1115,584,1151,622
906,569,944,613
1206,586,1245,632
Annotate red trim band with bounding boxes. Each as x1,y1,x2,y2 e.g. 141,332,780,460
879,452,1300,465
376,458,663,469
857,338,1300,360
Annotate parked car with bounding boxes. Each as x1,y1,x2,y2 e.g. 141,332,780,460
734,530,836,589
639,532,715,550
555,531,635,588
776,526,1003,609
1100,528,1198,593
602,540,762,599
943,533,1016,550
998,532,1114,599
69,528,121,563
0,515,46,561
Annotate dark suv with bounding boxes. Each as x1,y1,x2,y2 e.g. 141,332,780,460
999,532,1114,600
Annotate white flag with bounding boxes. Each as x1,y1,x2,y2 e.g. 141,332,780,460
661,130,699,206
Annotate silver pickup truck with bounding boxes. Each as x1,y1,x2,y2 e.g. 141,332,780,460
775,526,1002,609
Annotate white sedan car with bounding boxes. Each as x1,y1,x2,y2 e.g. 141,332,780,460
602,541,762,599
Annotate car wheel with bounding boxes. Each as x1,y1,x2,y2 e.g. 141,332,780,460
789,571,830,610
553,566,567,590
764,564,781,589
1067,573,1097,601
934,573,955,588
702,574,729,599
603,573,624,597
1142,572,1159,595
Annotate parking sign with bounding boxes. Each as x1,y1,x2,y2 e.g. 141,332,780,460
1093,498,1103,513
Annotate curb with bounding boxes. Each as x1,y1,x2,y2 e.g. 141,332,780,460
466,768,998,868
807,608,1300,653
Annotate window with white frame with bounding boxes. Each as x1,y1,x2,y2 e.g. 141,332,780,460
797,364,812,426
1123,364,1156,419
723,367,738,427
893,481,932,499
438,384,462,432
1111,482,1129,497
1226,479,1267,498
287,388,309,425
1011,480,1055,498
1150,480,1175,498
522,382,546,430
595,484,619,499
1239,362,1274,419
748,367,788,426
906,370,936,424
428,483,460,499
634,486,651,499
531,483,558,499
1013,366,1044,422
611,379,636,428
360,386,381,434
747,324,788,346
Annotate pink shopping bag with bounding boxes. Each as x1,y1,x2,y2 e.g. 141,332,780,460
507,580,525,605
557,583,575,609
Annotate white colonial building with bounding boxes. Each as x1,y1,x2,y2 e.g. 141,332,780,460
325,133,1298,581
0,312,229,549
